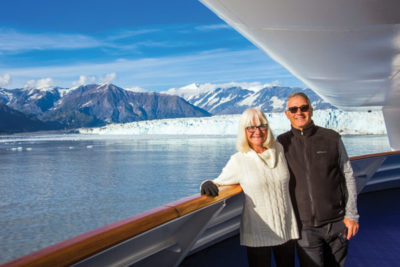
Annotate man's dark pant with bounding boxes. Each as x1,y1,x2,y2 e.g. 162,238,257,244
296,220,348,267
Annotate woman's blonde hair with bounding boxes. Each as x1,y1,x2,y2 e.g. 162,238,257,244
236,108,275,153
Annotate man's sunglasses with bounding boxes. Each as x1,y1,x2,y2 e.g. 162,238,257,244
287,104,310,114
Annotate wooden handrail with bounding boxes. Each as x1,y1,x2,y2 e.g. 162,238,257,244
1,185,243,267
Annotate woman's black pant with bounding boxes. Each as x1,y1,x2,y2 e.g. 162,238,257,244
246,240,295,267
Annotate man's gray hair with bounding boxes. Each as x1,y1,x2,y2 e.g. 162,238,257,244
286,92,311,107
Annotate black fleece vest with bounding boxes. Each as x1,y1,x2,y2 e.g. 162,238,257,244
278,123,346,227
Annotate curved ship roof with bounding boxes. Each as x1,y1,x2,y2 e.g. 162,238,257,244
200,0,400,149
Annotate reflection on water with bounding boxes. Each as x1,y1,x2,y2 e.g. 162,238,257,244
0,134,390,263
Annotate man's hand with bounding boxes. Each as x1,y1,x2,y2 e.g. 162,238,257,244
343,217,359,240
201,181,219,196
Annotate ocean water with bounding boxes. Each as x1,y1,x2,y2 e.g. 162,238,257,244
0,133,391,263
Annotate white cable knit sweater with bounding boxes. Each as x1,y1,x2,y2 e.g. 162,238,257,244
212,142,299,247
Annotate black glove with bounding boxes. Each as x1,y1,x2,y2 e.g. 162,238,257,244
201,181,219,196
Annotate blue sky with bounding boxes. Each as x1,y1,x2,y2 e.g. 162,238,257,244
0,0,304,91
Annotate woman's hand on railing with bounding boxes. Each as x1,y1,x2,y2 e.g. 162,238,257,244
201,181,219,196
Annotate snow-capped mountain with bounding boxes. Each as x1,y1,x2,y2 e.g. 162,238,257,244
163,83,335,114
0,87,63,116
0,84,210,129
42,84,210,128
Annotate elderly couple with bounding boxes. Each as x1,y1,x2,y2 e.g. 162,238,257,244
201,92,359,267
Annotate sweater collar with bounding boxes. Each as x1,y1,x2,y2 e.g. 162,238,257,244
291,121,317,137
246,143,277,168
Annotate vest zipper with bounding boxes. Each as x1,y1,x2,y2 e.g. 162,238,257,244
302,134,316,225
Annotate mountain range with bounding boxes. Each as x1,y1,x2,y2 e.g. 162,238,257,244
0,82,334,133
163,83,335,115
0,84,210,132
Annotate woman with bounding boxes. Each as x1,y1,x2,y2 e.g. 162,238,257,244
201,108,298,267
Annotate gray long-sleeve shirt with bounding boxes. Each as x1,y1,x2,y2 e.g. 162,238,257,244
338,138,360,222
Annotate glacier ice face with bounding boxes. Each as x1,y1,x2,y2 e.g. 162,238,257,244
78,109,386,136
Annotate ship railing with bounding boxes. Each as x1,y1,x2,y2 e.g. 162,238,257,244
351,151,400,193
2,151,400,267
2,185,243,267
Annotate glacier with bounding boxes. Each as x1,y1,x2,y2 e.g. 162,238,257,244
78,109,386,136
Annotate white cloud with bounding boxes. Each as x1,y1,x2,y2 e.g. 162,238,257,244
1,49,300,90
0,26,188,54
0,29,102,52
0,73,11,86
100,72,117,84
195,24,231,31
107,29,161,41
71,74,117,87
270,80,280,86
24,80,36,89
72,75,97,86
37,78,55,89
24,78,55,90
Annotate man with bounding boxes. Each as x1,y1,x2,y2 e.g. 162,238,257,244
277,92,359,267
